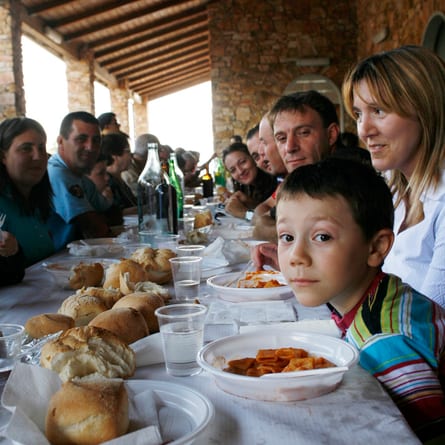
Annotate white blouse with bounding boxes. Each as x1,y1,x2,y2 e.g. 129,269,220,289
383,171,445,308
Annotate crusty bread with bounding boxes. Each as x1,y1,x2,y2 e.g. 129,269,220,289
40,326,135,382
24,313,75,339
89,307,149,344
58,294,108,326
69,262,104,290
194,210,212,229
112,292,165,333
76,286,123,308
103,259,148,289
46,376,129,445
130,247,176,284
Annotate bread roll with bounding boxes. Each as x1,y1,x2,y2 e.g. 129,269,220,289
76,286,123,308
112,292,164,333
89,307,149,344
25,313,75,339
58,294,108,326
130,247,176,284
194,210,212,229
40,326,135,382
46,376,128,445
69,262,104,290
103,259,148,289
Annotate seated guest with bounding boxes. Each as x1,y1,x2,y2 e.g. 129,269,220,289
97,112,121,135
222,142,278,219
0,117,54,276
100,132,137,213
275,157,445,442
47,111,117,250
176,149,201,188
121,133,160,196
86,152,113,204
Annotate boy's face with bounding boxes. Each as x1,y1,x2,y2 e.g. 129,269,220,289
276,194,376,314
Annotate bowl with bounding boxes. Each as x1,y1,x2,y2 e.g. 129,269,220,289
197,330,358,401
206,271,293,302
67,238,127,257
42,258,118,289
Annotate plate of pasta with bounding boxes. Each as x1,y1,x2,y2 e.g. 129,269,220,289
206,270,293,302
197,330,358,401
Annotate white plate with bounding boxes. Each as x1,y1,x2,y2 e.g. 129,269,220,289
127,380,214,445
207,271,293,302
42,258,118,289
197,330,358,401
201,257,230,279
67,237,127,257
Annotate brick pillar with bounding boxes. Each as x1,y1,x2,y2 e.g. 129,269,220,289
133,99,148,138
0,0,25,119
110,86,129,134
66,53,94,112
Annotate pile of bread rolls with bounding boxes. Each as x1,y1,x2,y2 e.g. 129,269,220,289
23,247,176,445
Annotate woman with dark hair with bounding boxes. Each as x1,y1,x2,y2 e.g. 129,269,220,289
222,142,278,219
100,132,137,213
0,117,55,284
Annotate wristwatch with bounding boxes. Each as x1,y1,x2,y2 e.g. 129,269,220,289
245,209,254,222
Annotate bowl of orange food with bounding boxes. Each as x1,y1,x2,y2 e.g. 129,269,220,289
206,270,293,302
197,330,358,401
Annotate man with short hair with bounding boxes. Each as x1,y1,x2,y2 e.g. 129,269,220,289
253,91,364,242
246,124,268,171
47,111,116,250
97,112,121,135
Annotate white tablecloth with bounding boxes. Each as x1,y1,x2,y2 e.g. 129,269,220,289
0,252,420,444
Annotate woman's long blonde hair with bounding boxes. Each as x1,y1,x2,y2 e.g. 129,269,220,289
342,45,445,225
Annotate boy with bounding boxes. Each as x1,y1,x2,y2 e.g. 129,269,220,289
275,157,445,443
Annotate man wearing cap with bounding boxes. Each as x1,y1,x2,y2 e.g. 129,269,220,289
121,133,160,196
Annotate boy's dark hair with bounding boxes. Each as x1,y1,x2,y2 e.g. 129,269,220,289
59,111,99,139
101,132,129,158
277,158,394,240
269,90,339,129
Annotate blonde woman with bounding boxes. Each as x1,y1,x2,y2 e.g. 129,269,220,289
342,45,445,307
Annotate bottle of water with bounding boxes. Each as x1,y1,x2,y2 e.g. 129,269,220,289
137,142,163,233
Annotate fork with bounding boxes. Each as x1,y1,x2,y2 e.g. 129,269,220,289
226,260,255,288
0,213,5,242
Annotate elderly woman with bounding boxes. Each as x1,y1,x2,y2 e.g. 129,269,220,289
222,142,278,219
0,117,55,284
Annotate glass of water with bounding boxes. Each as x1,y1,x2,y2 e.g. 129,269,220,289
0,324,24,373
155,304,208,376
169,256,202,301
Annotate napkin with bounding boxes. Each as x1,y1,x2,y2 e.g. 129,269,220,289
1,363,162,445
132,333,164,367
240,320,342,337
203,236,251,265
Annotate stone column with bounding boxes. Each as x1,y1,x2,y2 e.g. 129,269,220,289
66,52,95,113
133,99,148,138
0,0,25,119
110,86,129,134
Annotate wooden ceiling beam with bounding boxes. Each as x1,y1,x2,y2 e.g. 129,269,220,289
140,72,210,100
26,0,78,15
104,33,208,70
112,42,208,77
128,54,209,86
93,14,207,59
130,61,209,90
90,8,207,51
60,0,200,40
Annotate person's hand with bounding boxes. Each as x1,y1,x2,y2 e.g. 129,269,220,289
251,242,280,271
0,231,19,257
102,185,114,204
225,193,248,219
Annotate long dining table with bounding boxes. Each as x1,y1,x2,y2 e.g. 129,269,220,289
0,242,421,445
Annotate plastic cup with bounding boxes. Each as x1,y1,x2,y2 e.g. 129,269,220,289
0,324,24,373
155,304,208,376
176,244,205,257
169,256,202,301
153,233,180,250
138,230,159,245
